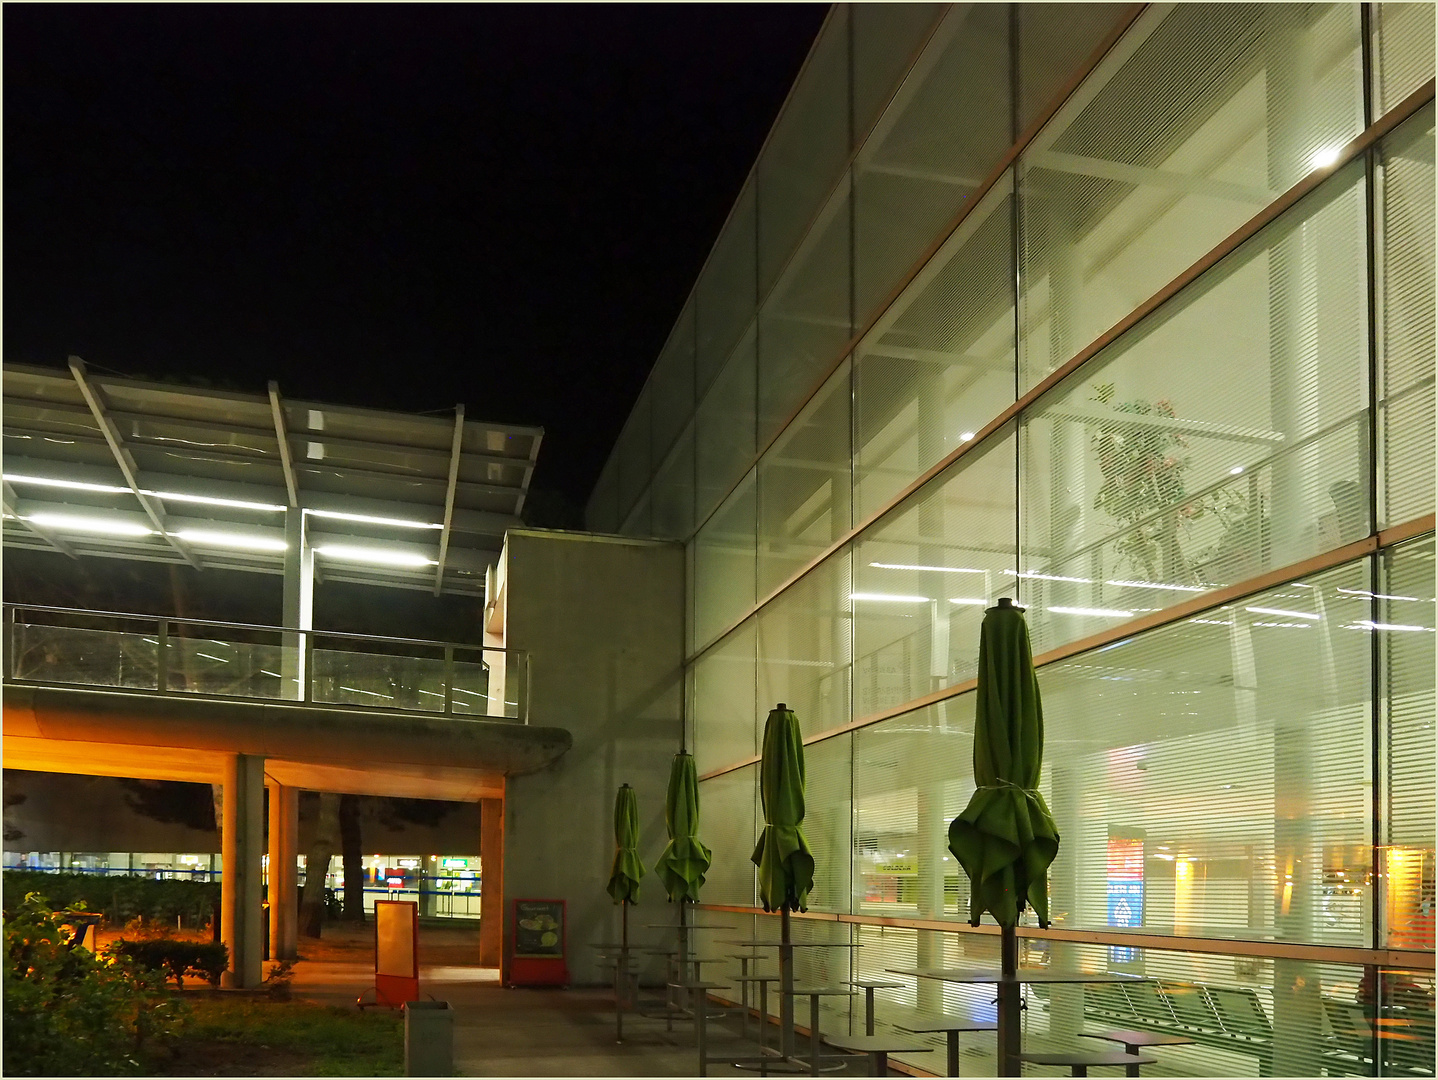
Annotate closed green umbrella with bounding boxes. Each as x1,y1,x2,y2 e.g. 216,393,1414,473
751,704,814,913
607,783,645,904
655,754,712,903
947,597,1059,1076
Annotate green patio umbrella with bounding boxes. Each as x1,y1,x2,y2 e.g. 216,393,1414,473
947,597,1059,1076
655,754,712,903
751,704,814,913
607,784,645,904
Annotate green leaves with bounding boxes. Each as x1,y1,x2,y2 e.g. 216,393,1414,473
2,870,219,927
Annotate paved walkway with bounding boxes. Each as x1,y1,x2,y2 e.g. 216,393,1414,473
285,922,879,1076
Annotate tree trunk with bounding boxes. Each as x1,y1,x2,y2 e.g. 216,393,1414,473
300,793,341,938
340,794,365,921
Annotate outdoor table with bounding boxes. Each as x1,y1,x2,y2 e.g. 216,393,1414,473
1078,1030,1195,1075
670,979,730,1077
824,1033,935,1077
734,973,781,1049
788,986,859,1075
900,1019,997,1076
727,940,863,1065
1015,1050,1157,1076
887,967,1143,985
731,952,774,1039
848,978,903,1035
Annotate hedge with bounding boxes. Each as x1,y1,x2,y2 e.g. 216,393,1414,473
2,871,219,928
107,938,228,988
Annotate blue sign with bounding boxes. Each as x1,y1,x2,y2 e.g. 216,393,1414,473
1107,881,1143,963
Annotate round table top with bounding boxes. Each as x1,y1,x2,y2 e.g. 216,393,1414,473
1079,1030,1197,1048
1017,1051,1158,1067
790,986,860,996
825,1034,934,1054
901,1020,998,1033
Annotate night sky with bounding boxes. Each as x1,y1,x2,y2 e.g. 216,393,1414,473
4,5,827,516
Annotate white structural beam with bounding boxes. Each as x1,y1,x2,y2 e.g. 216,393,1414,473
67,356,202,569
433,404,465,596
267,381,300,507
2,482,78,559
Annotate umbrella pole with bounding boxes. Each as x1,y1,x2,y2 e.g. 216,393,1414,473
617,901,629,1043
997,924,1020,1077
779,906,795,1061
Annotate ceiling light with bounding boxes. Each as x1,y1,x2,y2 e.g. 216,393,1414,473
1107,579,1207,592
25,512,153,537
1008,570,1093,583
4,473,131,494
147,490,285,512
850,593,930,603
174,529,288,552
305,508,442,530
1048,606,1133,618
948,597,988,606
869,563,986,574
1245,606,1319,621
313,544,436,568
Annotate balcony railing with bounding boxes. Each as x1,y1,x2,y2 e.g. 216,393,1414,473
2,604,529,723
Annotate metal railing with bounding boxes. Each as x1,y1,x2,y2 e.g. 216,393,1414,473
2,604,530,723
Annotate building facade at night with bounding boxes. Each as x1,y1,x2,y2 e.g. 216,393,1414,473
587,4,1435,1074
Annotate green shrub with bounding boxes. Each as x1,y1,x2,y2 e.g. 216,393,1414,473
2,870,219,928
4,892,186,1076
107,938,229,988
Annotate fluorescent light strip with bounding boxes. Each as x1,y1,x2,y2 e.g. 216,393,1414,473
1336,588,1426,602
1007,570,1093,583
3,473,130,495
1245,606,1320,621
306,508,442,530
313,544,436,568
146,490,285,512
1049,606,1133,618
1252,621,1312,629
851,593,930,603
195,652,230,663
1107,579,1208,593
869,562,986,574
174,529,287,552
1352,620,1435,633
948,598,989,606
25,512,153,537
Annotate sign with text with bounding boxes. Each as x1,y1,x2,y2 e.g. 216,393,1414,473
507,899,568,987
1107,838,1144,964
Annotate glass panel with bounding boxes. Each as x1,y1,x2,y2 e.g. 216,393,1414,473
1017,4,1131,135
618,487,650,539
854,427,1016,718
692,620,756,777
650,427,694,541
311,646,447,713
1019,162,1368,656
853,3,1010,326
10,624,158,690
757,175,852,448
695,326,757,527
1377,967,1436,1076
851,3,944,147
757,357,851,597
756,547,852,740
696,184,757,398
1373,2,1436,117
1038,560,1374,948
450,657,499,717
804,733,852,914
854,173,1016,520
1018,4,1364,393
1378,104,1436,528
651,302,696,464
170,637,289,700
757,9,851,297
693,468,756,650
1380,535,1435,952
698,766,757,906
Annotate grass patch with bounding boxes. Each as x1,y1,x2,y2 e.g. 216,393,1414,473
158,998,403,1076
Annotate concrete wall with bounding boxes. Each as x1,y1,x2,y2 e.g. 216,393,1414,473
499,530,684,986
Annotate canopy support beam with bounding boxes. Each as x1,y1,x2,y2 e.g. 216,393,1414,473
2,482,77,559
268,381,300,507
433,404,465,595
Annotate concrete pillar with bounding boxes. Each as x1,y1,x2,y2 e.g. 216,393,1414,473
479,795,504,968
222,753,265,987
267,780,299,961
281,509,314,701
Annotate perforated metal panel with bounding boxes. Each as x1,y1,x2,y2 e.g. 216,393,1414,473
693,619,757,777
756,547,852,741
757,358,852,598
693,468,757,651
854,173,1016,520
1378,104,1435,529
1373,2,1436,116
757,8,852,299
695,327,757,530
649,426,694,541
851,3,945,150
758,176,853,448
696,183,758,399
1019,161,1369,659
853,3,1010,326
1018,4,1364,394
853,428,1016,719
651,302,697,465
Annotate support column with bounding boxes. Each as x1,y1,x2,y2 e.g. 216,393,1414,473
267,780,299,961
479,795,504,968
222,753,265,987
281,509,314,701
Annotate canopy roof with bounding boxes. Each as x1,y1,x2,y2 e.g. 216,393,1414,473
2,360,543,596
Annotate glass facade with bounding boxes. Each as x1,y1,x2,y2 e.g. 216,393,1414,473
589,5,1435,1074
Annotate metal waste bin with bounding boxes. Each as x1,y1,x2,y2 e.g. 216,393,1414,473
403,1000,454,1076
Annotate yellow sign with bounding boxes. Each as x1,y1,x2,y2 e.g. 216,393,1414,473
874,859,917,876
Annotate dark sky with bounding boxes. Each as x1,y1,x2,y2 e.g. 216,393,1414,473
4,4,827,513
